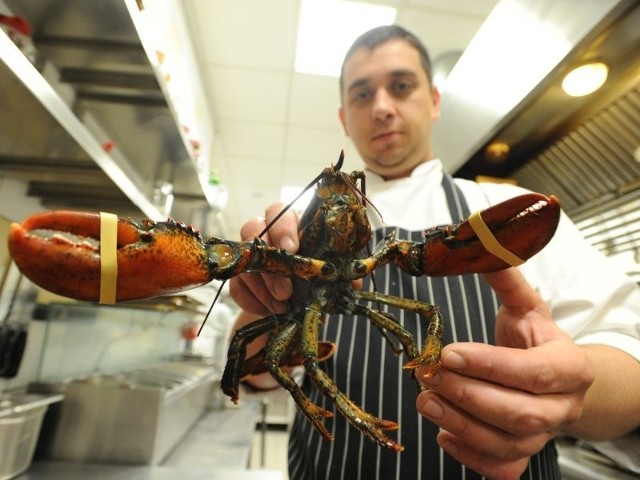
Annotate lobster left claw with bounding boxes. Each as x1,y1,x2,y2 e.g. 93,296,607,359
7,211,215,302
371,193,562,277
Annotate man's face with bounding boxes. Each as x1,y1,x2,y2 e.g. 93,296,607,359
339,39,441,179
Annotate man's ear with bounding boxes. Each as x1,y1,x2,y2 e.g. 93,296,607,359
338,105,349,136
431,86,442,121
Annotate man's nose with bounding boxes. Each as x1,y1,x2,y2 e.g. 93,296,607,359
372,89,394,120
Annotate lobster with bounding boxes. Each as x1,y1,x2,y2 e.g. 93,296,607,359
7,153,561,452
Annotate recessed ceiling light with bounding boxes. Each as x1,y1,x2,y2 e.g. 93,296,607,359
561,62,609,97
295,0,396,77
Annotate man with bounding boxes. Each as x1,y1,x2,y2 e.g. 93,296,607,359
230,25,640,479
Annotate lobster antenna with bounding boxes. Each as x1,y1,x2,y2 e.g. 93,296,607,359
258,150,344,238
197,282,225,336
335,149,345,170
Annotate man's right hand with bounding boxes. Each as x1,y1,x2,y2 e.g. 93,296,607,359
229,202,300,318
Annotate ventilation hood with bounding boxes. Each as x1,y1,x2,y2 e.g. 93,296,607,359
441,0,640,280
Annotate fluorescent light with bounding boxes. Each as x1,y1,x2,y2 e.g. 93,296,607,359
295,0,396,77
562,62,608,97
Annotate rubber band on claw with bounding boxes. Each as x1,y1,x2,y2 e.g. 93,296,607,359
99,212,118,304
468,210,525,267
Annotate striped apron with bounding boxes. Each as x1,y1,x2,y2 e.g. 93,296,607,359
288,173,560,480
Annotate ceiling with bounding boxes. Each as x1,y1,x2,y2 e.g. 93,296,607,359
181,0,501,239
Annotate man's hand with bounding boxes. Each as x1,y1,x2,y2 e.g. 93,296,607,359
415,268,595,480
229,202,299,318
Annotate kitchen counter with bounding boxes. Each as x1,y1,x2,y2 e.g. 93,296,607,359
162,399,261,469
18,398,284,479
16,462,284,480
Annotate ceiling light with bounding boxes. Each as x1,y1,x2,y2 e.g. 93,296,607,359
561,62,608,97
484,141,510,162
295,0,396,77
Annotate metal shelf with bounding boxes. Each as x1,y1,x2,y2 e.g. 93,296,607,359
0,0,216,232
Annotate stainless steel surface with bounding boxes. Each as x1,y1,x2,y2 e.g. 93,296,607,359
458,0,640,214
557,437,640,480
18,399,273,479
0,0,210,227
163,400,261,470
434,0,624,173
39,362,216,465
18,463,285,480
0,393,63,480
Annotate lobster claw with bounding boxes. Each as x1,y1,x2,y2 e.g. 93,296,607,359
7,211,214,302
420,193,561,276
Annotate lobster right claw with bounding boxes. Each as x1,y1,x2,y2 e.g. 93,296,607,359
7,211,215,302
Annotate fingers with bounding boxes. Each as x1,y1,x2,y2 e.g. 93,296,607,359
416,384,556,479
418,366,582,437
417,387,554,455
436,428,538,480
435,342,593,395
229,203,299,317
229,273,289,317
483,268,567,350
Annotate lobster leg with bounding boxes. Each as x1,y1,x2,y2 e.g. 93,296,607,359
221,313,284,403
354,291,444,379
297,296,404,452
239,341,335,379
261,315,335,440
222,310,338,438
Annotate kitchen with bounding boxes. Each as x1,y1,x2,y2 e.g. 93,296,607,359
1,0,640,479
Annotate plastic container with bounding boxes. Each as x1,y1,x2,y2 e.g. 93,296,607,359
0,394,63,480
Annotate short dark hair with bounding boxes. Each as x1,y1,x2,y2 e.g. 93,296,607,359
339,24,433,94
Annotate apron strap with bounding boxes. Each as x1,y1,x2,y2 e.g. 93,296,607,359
441,171,470,222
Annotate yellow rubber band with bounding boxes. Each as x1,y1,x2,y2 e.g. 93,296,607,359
468,210,525,267
99,212,118,304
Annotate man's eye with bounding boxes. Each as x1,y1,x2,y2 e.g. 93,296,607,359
391,81,413,95
351,89,371,103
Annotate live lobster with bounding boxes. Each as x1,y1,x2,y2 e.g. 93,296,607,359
7,153,561,451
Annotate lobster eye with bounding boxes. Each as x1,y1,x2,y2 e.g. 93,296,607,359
351,261,367,277
321,263,337,277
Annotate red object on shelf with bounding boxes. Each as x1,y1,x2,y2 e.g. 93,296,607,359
102,141,115,153
0,14,32,37
181,324,199,340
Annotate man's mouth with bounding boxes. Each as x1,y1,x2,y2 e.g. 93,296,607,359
373,131,399,142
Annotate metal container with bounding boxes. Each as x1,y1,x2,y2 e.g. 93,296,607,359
0,393,63,480
38,361,216,465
